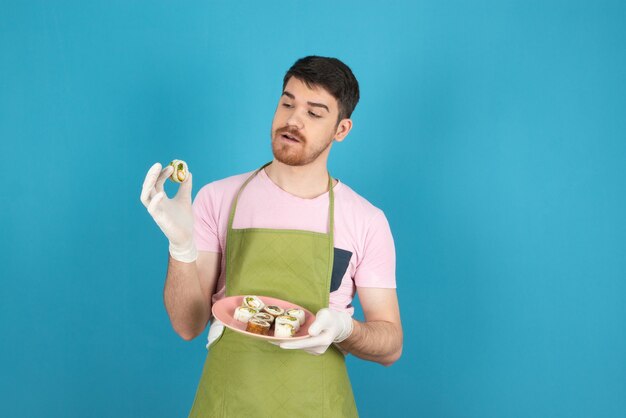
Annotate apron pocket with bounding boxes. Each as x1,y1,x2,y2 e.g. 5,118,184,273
330,248,353,292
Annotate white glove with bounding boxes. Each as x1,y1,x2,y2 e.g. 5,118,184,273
278,308,354,355
206,318,225,349
140,162,197,262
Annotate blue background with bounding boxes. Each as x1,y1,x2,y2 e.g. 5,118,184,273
2,0,625,417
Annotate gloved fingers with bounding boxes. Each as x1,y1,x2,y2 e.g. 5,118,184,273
279,330,333,350
308,309,332,336
155,165,174,194
140,163,162,207
307,320,324,337
174,171,193,202
301,347,326,356
283,343,326,356
206,318,225,349
147,191,165,216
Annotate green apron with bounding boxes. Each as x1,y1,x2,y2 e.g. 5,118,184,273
188,164,358,418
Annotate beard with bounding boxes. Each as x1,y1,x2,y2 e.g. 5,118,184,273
271,126,333,166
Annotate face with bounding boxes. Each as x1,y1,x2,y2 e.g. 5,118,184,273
270,77,350,166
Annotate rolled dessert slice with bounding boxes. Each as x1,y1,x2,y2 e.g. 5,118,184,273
168,159,188,183
252,312,274,323
275,315,300,332
274,322,295,338
234,306,257,323
246,318,271,335
285,308,305,326
262,305,284,318
241,295,265,311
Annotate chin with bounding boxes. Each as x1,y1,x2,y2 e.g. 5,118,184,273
272,143,306,166
273,153,307,167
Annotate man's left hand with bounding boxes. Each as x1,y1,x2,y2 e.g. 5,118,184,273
278,308,353,355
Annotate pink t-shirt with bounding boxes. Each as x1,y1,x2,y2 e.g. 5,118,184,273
192,168,396,315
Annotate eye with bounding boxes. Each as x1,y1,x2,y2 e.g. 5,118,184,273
282,103,293,108
308,111,321,118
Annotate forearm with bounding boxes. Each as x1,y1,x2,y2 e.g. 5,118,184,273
163,255,211,340
337,319,403,366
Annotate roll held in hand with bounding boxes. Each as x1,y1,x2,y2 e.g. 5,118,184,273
169,159,189,183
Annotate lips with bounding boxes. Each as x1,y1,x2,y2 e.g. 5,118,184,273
277,128,304,143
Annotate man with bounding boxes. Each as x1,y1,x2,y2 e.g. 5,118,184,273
141,56,402,417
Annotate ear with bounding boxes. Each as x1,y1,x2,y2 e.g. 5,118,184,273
334,119,353,143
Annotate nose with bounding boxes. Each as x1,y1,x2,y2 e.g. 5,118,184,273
285,109,304,130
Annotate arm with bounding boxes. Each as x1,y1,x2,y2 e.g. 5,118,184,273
164,251,221,340
140,162,221,341
337,287,403,366
279,287,403,366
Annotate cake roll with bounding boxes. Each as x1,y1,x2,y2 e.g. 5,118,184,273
253,312,274,323
246,318,271,335
241,295,265,311
234,306,257,323
285,308,305,326
274,322,295,338
275,315,300,332
262,305,285,318
168,159,188,183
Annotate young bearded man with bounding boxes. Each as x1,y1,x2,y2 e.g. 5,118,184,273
141,56,403,417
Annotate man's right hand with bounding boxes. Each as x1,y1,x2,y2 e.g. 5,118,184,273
140,162,197,263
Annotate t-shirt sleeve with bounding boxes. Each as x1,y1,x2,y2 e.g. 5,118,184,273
193,184,222,253
353,209,396,288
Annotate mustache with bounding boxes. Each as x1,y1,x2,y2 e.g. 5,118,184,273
275,126,306,143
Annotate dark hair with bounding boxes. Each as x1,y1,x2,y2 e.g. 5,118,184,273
282,56,360,122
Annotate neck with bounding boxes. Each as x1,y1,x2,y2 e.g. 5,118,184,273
264,159,336,199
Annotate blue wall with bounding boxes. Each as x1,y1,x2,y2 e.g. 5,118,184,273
2,1,625,416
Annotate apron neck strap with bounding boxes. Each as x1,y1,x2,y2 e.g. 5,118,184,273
227,162,335,237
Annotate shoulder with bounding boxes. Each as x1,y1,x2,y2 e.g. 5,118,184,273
195,170,256,203
334,181,387,223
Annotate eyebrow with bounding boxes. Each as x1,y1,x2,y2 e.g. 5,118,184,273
282,91,330,113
